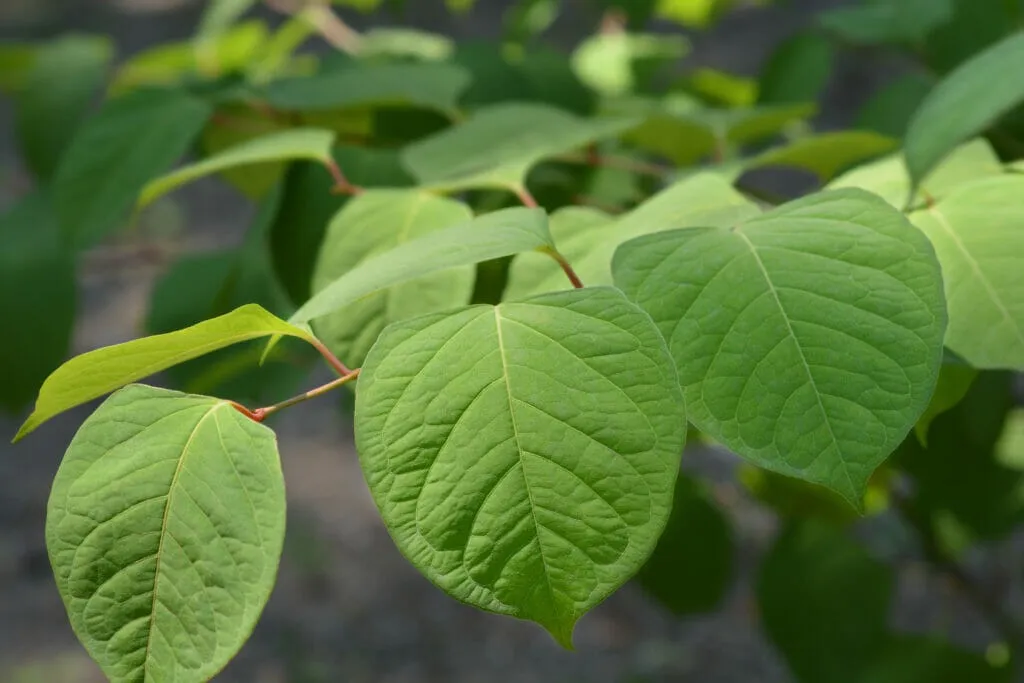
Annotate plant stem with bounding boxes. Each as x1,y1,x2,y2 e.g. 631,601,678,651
324,158,363,196
309,336,352,376
252,369,361,421
514,185,539,208
546,249,584,289
265,0,362,54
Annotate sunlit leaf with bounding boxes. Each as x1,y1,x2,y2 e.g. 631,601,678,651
16,305,315,440
909,175,1024,369
744,131,898,182
613,189,947,504
48,384,285,683
354,287,686,646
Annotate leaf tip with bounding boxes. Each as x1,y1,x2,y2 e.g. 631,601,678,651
541,618,577,651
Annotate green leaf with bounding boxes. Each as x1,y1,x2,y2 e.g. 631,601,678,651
311,190,474,367
262,62,470,115
996,408,1024,471
897,371,1024,541
291,206,553,324
270,146,413,305
570,32,688,97
138,128,336,209
904,32,1024,192
16,304,315,440
47,384,285,683
914,362,978,445
827,138,1003,210
198,104,291,199
635,475,733,616
53,88,213,249
613,189,947,505
620,96,815,166
195,0,258,51
401,103,638,193
0,192,76,413
909,175,1024,370
758,520,893,683
818,0,953,46
856,73,934,139
353,287,686,646
358,27,454,61
13,35,113,181
757,32,835,105
111,21,266,93
743,131,898,183
0,42,36,93
857,636,1012,683
506,173,758,300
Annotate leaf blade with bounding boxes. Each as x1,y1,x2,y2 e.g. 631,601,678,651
16,304,314,440
47,384,285,683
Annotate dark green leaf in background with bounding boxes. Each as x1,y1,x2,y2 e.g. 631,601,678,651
635,475,734,616
857,636,1012,683
757,32,835,106
47,384,286,683
53,87,213,249
758,520,893,683
13,35,113,182
0,193,76,414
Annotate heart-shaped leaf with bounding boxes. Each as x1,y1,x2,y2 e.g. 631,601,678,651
613,188,947,505
909,175,1024,370
354,287,686,646
47,384,285,683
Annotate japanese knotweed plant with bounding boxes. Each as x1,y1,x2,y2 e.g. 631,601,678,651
11,17,1024,683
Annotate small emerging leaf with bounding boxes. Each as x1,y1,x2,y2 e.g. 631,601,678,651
16,304,314,440
354,287,686,645
613,188,947,505
47,384,285,683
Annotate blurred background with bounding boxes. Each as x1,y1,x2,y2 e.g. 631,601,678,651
2,1,1023,682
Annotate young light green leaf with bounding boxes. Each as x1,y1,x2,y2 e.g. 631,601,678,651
354,287,686,646
827,138,1002,210
0,192,76,414
635,475,733,616
291,206,552,324
16,304,314,440
263,62,470,114
909,175,1024,370
570,31,689,97
401,103,638,193
13,35,113,181
613,188,947,505
743,131,898,183
904,32,1024,192
758,521,893,683
312,190,474,367
195,0,258,50
506,173,759,299
47,384,285,683
138,128,336,209
53,87,213,249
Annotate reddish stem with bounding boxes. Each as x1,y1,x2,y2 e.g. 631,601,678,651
547,249,584,289
514,185,539,208
309,336,352,376
233,369,362,423
324,158,364,195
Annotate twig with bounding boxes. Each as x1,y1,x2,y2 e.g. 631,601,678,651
230,369,361,422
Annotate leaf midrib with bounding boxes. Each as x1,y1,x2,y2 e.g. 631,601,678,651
492,307,560,614
733,230,857,498
142,401,227,679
